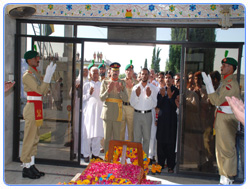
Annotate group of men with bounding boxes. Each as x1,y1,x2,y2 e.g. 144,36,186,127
76,61,180,175
21,49,243,185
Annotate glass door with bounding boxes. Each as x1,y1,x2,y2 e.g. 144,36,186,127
18,38,83,164
178,45,244,174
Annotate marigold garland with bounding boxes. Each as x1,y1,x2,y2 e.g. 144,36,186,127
104,146,150,175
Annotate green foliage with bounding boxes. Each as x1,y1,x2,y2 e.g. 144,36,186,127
151,47,161,73
169,28,216,74
144,59,148,68
119,73,126,79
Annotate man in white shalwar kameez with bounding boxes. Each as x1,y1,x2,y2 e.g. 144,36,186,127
81,67,104,162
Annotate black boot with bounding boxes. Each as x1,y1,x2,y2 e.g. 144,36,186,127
30,165,45,176
22,167,40,179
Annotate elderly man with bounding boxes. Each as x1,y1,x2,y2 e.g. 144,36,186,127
21,50,56,179
202,51,241,185
120,60,138,141
81,67,104,162
130,68,158,156
100,62,128,153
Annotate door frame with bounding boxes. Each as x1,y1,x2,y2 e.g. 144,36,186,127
175,42,244,176
13,33,244,171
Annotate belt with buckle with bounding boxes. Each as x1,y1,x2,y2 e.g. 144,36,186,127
123,102,130,106
134,109,152,114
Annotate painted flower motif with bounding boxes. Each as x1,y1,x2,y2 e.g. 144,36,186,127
48,4,53,10
189,4,196,12
85,4,91,11
137,12,140,15
41,9,44,13
104,4,110,11
149,4,155,12
232,5,239,11
169,5,175,12
210,4,216,11
66,5,72,11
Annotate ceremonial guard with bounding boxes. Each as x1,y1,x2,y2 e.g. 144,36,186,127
100,62,128,153
202,51,240,185
120,60,138,141
88,60,95,79
21,50,56,179
98,60,107,81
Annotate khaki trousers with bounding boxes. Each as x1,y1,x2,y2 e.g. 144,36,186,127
103,120,121,153
120,105,134,141
20,103,40,163
215,113,238,177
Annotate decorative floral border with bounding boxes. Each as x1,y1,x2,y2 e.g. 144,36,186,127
35,4,244,19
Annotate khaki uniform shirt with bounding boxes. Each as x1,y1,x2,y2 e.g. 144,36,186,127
208,74,240,107
23,66,49,95
122,78,139,103
100,78,128,121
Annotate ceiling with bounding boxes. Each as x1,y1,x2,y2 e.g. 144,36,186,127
8,4,245,27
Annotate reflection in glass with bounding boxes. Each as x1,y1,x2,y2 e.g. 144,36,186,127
180,47,243,173
19,41,76,162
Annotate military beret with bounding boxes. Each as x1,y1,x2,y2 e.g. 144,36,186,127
110,62,121,70
98,60,106,69
125,60,134,70
221,57,238,66
24,50,38,60
88,60,95,70
221,50,238,66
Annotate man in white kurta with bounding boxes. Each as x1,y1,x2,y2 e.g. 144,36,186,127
130,68,158,156
81,67,104,162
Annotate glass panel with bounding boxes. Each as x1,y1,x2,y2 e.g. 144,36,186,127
156,28,171,41
180,47,240,174
22,23,74,37
188,28,216,42
215,28,245,42
19,40,78,162
77,25,107,39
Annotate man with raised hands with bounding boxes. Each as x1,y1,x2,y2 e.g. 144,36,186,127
202,51,240,185
21,50,56,179
100,62,128,153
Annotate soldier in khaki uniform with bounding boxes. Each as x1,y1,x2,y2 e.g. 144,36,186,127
21,50,56,179
202,51,240,185
98,60,108,81
120,60,138,141
100,62,128,153
98,61,107,153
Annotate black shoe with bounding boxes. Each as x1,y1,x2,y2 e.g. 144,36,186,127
168,168,174,173
100,148,105,153
92,155,103,160
64,141,72,147
83,157,89,163
30,165,45,176
22,167,40,179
